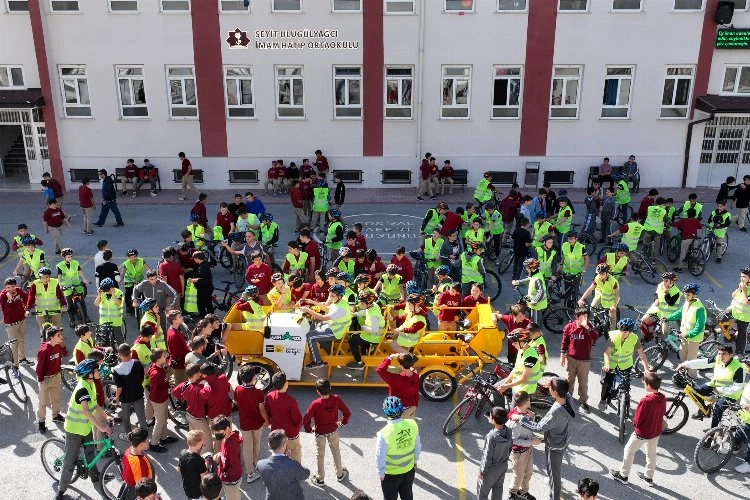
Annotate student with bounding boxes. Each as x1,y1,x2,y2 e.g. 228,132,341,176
165,310,190,383
200,473,223,500
511,217,532,281
303,378,351,487
334,176,345,210
264,371,303,463
172,363,214,454
577,478,600,500
71,324,104,365
120,428,154,500
234,365,269,483
134,478,159,500
95,250,120,288
211,415,244,500
201,363,233,452
506,392,541,500
43,198,71,254
191,251,214,316
147,348,179,452
113,342,148,438
376,353,419,419
36,325,68,434
179,430,210,500
57,248,91,324
376,397,421,500
477,406,512,500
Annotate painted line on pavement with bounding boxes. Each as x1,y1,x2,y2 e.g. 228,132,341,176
621,276,631,286
452,392,467,500
705,272,723,288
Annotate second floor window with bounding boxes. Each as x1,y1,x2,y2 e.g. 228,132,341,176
661,66,694,118
116,66,148,118
0,66,25,88
167,66,197,117
722,66,750,94
492,66,521,118
59,66,91,117
441,66,471,119
276,66,304,118
550,66,581,118
225,66,255,118
385,67,413,119
334,67,362,118
601,66,633,118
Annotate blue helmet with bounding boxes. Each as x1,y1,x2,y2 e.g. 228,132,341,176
37,267,52,276
99,278,115,291
336,272,352,283
538,211,547,219
613,174,625,181
139,298,158,312
566,230,578,238
615,243,629,253
617,318,637,332
557,189,568,196
126,248,139,256
683,283,700,295
436,265,451,276
20,236,34,245
383,396,404,418
260,213,274,222
189,213,201,222
316,179,326,187
405,280,421,295
244,285,259,296
329,284,346,296
74,359,99,378
329,209,342,219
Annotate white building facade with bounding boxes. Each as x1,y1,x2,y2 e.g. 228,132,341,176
0,0,749,191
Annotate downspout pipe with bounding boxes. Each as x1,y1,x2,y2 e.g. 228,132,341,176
682,110,715,188
415,0,426,165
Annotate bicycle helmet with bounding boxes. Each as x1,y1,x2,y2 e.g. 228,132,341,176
405,293,425,306
339,247,351,257
542,234,555,243
596,263,611,274
357,290,376,305
99,278,115,291
20,236,34,246
260,213,274,222
405,280,421,295
386,264,399,275
617,318,637,332
126,248,139,256
329,284,346,296
558,189,568,196
483,171,492,177
37,267,52,276
336,272,352,283
522,258,539,272
4,277,17,286
615,243,629,253
365,249,377,261
485,203,496,211
354,273,370,285
271,272,284,282
682,283,700,295
244,285,259,297
437,201,449,210
383,396,404,418
538,211,547,219
189,213,201,222
139,297,158,312
316,179,326,187
329,209,342,219
436,265,451,277
740,355,750,367
741,267,750,278
613,174,624,181
566,230,579,238
325,268,340,278
60,248,73,257
662,271,678,281
507,328,532,344
74,359,99,378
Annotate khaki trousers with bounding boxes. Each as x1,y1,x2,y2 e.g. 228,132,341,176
287,435,302,463
82,207,94,233
737,207,748,229
679,338,700,378
144,387,154,421
187,414,213,455
222,481,241,500
565,357,591,404
293,207,308,230
440,177,454,195
241,427,263,474
150,400,168,445
620,433,659,480
38,373,62,422
678,238,694,265
315,431,344,480
36,313,61,332
49,227,64,253
402,406,416,419
510,447,534,494
438,320,457,334
5,321,26,366
181,174,197,198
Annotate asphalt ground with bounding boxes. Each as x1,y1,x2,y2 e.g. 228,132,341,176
0,188,749,500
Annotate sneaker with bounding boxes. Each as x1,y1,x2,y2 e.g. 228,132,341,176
741,227,748,232
580,403,590,414
430,196,437,200
52,414,65,423
598,400,607,411
0,376,6,384
735,462,750,473
611,470,628,484
416,196,424,201
132,192,137,197
93,223,103,227
149,444,168,453
337,468,348,482
637,472,653,485
178,197,186,201
38,421,47,434
674,267,683,273
19,358,34,366
85,231,94,236
150,191,157,197
310,475,325,488
160,436,179,445
716,257,722,263
691,412,704,420
522,493,536,500
305,361,326,369
246,472,260,483
346,361,364,370
121,191,128,196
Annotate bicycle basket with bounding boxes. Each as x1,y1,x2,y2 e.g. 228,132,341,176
0,344,12,368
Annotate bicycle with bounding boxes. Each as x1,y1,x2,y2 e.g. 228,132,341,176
694,403,748,473
546,272,581,309
0,338,28,403
633,327,720,376
613,203,633,227
231,253,247,288
312,232,330,271
570,223,598,258
666,234,706,276
601,368,632,444
703,299,737,344
212,281,243,312
40,435,124,499
544,304,614,337
661,369,717,435
411,250,501,301
62,282,89,328
700,225,730,264
0,235,9,262
31,309,63,339
203,239,233,270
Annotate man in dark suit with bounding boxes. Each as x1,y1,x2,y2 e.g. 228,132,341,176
257,429,310,500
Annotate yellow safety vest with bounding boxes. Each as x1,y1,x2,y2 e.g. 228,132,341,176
615,180,631,205
285,252,308,272
460,253,483,284
465,229,484,246
643,206,666,234
327,221,343,250
485,210,504,235
608,330,639,370
329,299,353,340
397,314,426,348
360,304,385,344
140,310,162,335
710,210,731,238
594,275,618,309
738,383,750,424
73,338,93,365
379,419,419,475
535,248,556,279
423,209,441,235
123,258,146,286
312,187,329,212
731,287,750,322
56,260,83,296
64,378,98,436
260,222,278,245
561,242,585,275
241,300,265,331
381,275,402,300
556,206,573,234
133,341,152,387
682,201,703,219
605,253,628,275
527,273,547,311
99,288,124,327
21,247,44,274
34,278,60,313
621,221,644,252
655,282,682,317
679,298,705,343
185,224,205,250
708,356,743,400
423,238,444,269
532,220,552,247
473,178,492,203
337,259,355,276
512,345,542,395
14,234,38,257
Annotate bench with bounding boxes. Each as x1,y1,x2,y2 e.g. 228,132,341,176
587,166,599,188
452,169,468,193
381,170,411,184
488,171,518,186
332,169,363,183
172,169,204,184
228,170,259,184
543,170,575,186
68,168,100,183
114,167,162,191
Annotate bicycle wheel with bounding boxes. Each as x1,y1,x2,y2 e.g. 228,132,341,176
233,255,247,288
415,268,428,292
5,365,28,403
687,248,706,277
73,301,85,326
483,270,502,302
662,397,689,435
497,251,513,275
218,247,233,269
543,306,574,335
167,395,189,430
698,340,721,364
634,345,667,375
102,381,118,415
638,258,667,286
484,241,498,261
700,238,712,264
100,456,125,499
40,438,73,483
581,234,597,258
666,235,681,263
529,398,553,422
694,426,735,473
442,396,477,436
62,366,78,391
617,390,629,445
0,236,9,262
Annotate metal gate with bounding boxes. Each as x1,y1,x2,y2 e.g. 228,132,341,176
699,116,750,186
0,108,49,183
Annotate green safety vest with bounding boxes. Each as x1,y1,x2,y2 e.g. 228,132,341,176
246,213,260,237
423,238,444,269
473,178,492,203
621,221,644,252
133,341,152,386
329,299,353,340
241,300,265,331
73,338,93,365
360,304,385,344
739,383,750,424
561,242,585,275
123,258,145,286
527,273,547,311
666,206,675,224
379,419,419,475
312,187,329,212
532,220,552,247
327,221,343,250
338,259,355,276
656,282,682,317
605,253,628,275
608,330,639,370
682,201,703,219
710,210,731,238
99,288,124,327
708,356,743,400
21,247,44,274
556,206,573,235
461,212,478,237
285,251,308,272
184,282,199,314
381,275,402,300
260,222,278,245
140,310,162,335
465,229,484,246
460,253,483,284
680,298,705,343
530,335,547,371
14,234,37,256
64,378,98,436
34,278,60,313
485,210,504,235
535,247,556,279
643,205,666,234
56,260,83,296
186,224,205,250
397,313,426,348
212,225,224,241
512,345,542,395
731,287,750,322
436,277,453,294
423,209,441,235
594,275,618,308
615,180,631,205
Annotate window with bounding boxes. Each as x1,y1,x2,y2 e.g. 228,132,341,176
273,0,301,11
497,0,526,10
220,0,250,10
6,0,29,11
59,66,91,117
332,0,360,11
50,0,79,11
167,66,197,118
109,0,138,11
0,66,25,88
550,66,582,118
660,66,694,118
334,67,362,118
445,0,474,11
722,65,750,94
601,66,633,118
558,0,588,11
441,66,471,119
385,67,413,119
115,66,148,118
736,0,747,9
492,66,521,119
612,0,642,10
385,0,413,13
160,0,190,11
225,67,255,118
673,0,704,10
275,66,304,118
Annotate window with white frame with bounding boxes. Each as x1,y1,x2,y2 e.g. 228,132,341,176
0,66,25,88
441,66,471,119
550,66,582,118
385,67,413,119
160,0,190,12
6,0,29,11
612,0,642,10
333,0,360,11
220,0,250,11
167,66,197,117
735,0,747,9
225,67,254,118
273,0,301,11
115,66,148,118
601,66,633,118
334,67,361,118
660,66,694,118
492,66,521,118
385,0,413,13
673,0,704,10
722,65,750,94
109,0,138,11
276,66,304,118
497,0,526,10
59,66,90,117
558,0,587,11
50,0,79,11
445,0,474,12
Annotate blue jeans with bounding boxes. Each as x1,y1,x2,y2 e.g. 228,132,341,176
96,200,123,225
734,421,750,465
695,384,732,428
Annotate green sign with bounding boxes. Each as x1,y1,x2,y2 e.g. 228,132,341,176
716,29,750,49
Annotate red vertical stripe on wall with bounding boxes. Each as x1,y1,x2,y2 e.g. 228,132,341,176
518,1,557,157
362,0,384,157
28,0,65,189
191,0,228,157
692,0,719,119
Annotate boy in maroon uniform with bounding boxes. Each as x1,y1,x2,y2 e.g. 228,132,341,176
264,371,302,463
212,415,244,500
36,325,68,433
234,365,269,483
